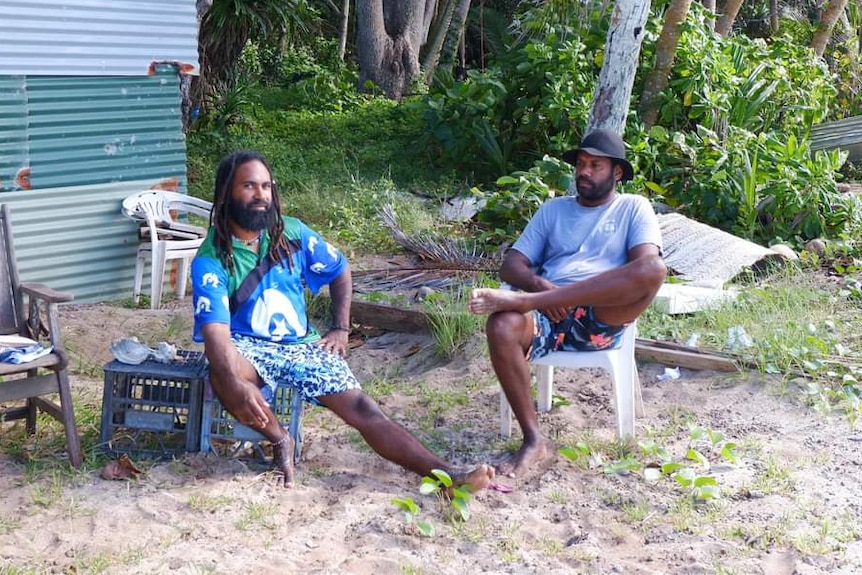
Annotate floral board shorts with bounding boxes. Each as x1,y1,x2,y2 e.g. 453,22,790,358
528,306,627,362
232,334,361,407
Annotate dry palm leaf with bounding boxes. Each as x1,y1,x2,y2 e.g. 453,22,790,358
379,204,501,272
362,204,502,293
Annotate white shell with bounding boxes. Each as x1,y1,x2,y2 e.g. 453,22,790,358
110,337,151,365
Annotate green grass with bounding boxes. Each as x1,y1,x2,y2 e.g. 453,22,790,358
639,266,862,423
187,96,462,256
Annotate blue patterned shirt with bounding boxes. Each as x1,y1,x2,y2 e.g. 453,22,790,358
191,216,347,344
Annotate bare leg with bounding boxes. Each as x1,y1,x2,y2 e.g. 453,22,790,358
319,390,495,492
486,310,557,478
469,288,533,315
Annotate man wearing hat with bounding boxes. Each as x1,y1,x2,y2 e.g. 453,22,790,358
468,129,667,478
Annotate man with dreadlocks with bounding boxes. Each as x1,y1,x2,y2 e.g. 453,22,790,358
191,150,495,490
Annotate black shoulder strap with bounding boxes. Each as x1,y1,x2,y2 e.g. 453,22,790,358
228,240,301,313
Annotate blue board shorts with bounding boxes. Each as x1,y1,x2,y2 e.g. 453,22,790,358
528,306,627,361
232,334,361,406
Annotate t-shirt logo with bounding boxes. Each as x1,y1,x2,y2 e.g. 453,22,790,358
201,272,220,287
602,220,617,234
195,296,212,315
250,288,306,341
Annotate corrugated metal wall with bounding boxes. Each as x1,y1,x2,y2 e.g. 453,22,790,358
0,68,189,302
20,69,187,191
0,0,199,76
0,0,198,303
2,181,166,303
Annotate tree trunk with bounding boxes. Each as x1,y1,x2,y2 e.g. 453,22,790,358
421,0,458,82
440,0,471,75
810,0,849,57
587,0,651,135
715,0,744,37
838,9,858,61
339,0,351,61
356,0,431,99
639,0,693,128
702,0,715,31
769,0,779,34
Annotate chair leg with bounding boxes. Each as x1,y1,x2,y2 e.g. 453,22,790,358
150,246,167,309
288,390,304,464
25,397,37,435
133,252,145,304
536,365,554,413
176,258,191,301
609,363,636,439
499,388,513,438
57,370,83,468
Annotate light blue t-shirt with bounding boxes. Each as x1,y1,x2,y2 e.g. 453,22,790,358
512,194,662,285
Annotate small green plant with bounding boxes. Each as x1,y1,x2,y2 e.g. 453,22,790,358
419,469,473,522
471,155,573,245
390,496,435,537
234,502,279,532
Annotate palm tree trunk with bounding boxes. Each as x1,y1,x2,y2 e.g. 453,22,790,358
702,0,715,30
339,0,351,61
811,0,849,57
440,0,471,74
715,0,744,37
587,0,651,134
421,0,458,81
639,0,693,128
769,0,779,34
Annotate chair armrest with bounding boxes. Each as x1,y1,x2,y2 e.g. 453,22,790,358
20,282,74,303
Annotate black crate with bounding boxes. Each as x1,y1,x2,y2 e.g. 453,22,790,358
100,350,207,459
200,382,303,464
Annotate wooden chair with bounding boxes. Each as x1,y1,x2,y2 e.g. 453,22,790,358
0,204,82,467
121,190,212,309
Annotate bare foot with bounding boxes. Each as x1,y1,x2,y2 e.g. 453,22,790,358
497,438,557,479
468,288,531,315
450,464,496,493
271,434,295,488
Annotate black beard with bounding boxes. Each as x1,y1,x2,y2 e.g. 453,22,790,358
228,196,278,231
576,171,616,201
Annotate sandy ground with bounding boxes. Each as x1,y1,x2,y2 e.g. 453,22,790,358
1,301,862,575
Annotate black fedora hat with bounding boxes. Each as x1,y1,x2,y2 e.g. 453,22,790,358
562,129,634,182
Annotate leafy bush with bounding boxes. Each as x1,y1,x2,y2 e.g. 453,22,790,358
242,37,366,113
471,155,573,245
422,25,602,182
438,4,857,245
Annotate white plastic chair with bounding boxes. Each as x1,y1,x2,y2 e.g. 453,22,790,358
121,190,212,309
500,320,644,439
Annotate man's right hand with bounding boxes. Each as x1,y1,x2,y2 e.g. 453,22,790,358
223,380,271,429
531,278,571,323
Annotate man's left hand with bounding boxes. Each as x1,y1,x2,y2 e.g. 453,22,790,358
318,328,349,357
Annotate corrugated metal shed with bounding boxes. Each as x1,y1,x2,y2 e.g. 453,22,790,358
0,1,197,303
0,68,190,302
0,0,199,76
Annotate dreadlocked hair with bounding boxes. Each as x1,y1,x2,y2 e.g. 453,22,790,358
211,150,293,272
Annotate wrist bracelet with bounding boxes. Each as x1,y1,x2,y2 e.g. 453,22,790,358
330,325,350,332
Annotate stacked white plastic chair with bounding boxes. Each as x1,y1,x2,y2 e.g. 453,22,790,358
121,190,212,309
